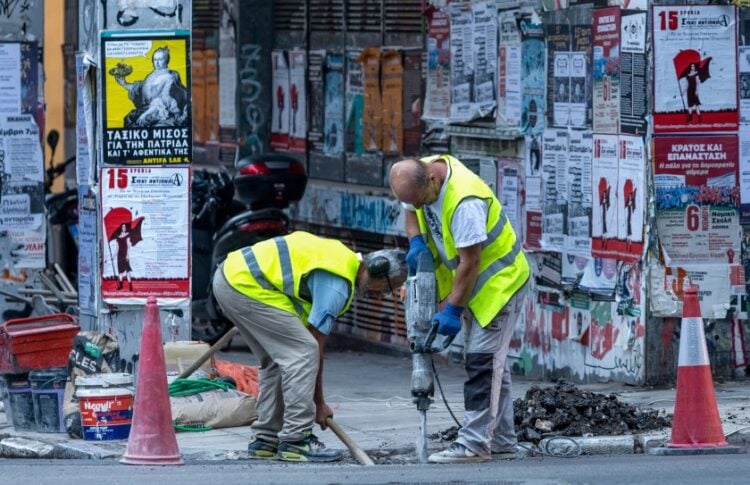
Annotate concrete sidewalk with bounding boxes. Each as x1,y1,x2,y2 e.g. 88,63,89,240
1,344,749,462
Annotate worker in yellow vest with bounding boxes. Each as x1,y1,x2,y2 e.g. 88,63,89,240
390,155,530,464
213,231,407,462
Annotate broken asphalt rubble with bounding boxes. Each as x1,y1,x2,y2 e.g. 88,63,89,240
1,351,749,463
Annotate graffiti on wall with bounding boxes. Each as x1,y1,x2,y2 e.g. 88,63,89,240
293,184,405,236
0,0,42,40
510,289,646,384
238,43,266,156
100,0,190,30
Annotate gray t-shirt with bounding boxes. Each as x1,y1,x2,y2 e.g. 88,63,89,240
305,269,350,335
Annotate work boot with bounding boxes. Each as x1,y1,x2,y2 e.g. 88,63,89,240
491,444,519,459
247,435,278,460
277,432,343,462
428,442,489,464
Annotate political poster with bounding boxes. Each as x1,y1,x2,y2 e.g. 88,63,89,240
619,10,648,135
323,53,345,155
288,50,307,153
0,114,45,232
101,31,191,165
593,7,621,134
654,135,740,265
591,134,619,258
270,50,290,150
541,128,568,252
0,41,38,118
652,5,738,134
346,50,365,155
100,166,190,303
423,8,451,122
497,10,521,128
524,139,543,252
617,135,645,261
519,15,546,137
567,130,593,256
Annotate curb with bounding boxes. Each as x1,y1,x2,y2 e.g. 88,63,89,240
538,432,671,456
0,435,120,460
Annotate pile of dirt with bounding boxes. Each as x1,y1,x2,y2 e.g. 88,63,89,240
514,381,672,443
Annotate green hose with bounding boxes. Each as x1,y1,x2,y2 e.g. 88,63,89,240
168,378,236,432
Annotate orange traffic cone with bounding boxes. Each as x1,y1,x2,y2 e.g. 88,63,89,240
121,297,183,465
650,286,740,455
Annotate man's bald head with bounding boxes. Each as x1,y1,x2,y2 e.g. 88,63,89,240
390,159,430,202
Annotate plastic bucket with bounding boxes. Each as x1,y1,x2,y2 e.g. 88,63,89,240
5,374,35,431
75,373,134,441
30,368,68,433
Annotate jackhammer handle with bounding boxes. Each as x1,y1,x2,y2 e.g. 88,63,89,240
425,320,457,353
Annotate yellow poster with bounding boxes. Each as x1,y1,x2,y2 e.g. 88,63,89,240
101,31,191,165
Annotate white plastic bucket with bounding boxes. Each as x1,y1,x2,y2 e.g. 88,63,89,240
75,373,134,441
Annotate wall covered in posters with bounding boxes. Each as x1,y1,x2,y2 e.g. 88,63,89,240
101,31,192,165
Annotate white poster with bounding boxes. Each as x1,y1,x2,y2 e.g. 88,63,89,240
76,54,94,186
7,227,45,269
652,5,738,133
617,135,645,262
740,47,750,125
270,49,290,149
0,42,21,115
100,166,190,304
592,134,619,258
218,57,237,128
553,52,570,128
498,10,522,127
568,130,593,256
448,3,474,122
498,159,522,235
472,1,497,118
0,114,45,231
541,129,568,252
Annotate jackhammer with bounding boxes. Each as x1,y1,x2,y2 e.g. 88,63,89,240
404,251,456,463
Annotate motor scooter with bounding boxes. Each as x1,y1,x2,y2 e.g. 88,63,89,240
191,153,308,344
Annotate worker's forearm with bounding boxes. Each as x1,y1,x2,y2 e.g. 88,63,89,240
404,210,421,240
449,259,479,307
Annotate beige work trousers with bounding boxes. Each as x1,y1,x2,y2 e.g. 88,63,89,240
212,265,318,443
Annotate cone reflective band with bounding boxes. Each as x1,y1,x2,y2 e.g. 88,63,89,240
669,286,728,448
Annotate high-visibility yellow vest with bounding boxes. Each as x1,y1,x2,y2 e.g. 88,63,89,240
416,155,530,326
222,231,361,323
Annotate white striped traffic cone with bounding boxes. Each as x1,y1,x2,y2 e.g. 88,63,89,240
650,286,741,455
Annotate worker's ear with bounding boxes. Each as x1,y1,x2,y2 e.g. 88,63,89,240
366,256,390,278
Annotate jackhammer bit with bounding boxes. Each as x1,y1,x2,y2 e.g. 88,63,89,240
404,251,456,463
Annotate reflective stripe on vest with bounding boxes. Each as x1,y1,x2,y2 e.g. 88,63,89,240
470,236,523,300
241,237,304,316
443,209,510,270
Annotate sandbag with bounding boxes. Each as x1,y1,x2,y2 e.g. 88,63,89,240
171,387,257,429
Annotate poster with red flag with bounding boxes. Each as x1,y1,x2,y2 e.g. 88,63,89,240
652,5,738,133
100,166,190,303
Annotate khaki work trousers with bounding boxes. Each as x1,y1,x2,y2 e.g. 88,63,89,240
212,265,318,443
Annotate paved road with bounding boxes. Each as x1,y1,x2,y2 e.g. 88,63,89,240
2,453,749,484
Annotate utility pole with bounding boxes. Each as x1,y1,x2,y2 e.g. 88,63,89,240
77,0,193,368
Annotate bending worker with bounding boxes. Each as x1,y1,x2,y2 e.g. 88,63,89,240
390,155,530,464
213,231,407,462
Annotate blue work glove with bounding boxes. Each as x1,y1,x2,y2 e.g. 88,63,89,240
434,303,464,337
406,235,429,272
